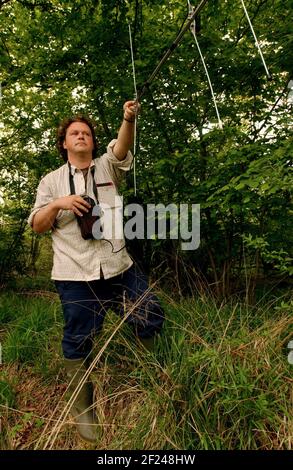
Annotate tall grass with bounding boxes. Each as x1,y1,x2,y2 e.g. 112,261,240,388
88,293,292,450
0,292,62,373
0,288,292,450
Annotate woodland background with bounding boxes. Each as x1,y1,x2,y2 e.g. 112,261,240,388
0,0,292,297
0,0,292,451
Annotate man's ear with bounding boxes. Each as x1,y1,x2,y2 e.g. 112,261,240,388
63,140,67,150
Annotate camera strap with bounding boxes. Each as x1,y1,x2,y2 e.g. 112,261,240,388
68,161,98,201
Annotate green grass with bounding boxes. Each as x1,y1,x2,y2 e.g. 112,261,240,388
92,293,292,450
0,287,292,450
0,379,16,408
0,292,63,374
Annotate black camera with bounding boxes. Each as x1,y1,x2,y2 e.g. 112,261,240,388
75,195,103,240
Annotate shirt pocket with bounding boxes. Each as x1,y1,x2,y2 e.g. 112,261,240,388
97,183,118,206
97,185,124,240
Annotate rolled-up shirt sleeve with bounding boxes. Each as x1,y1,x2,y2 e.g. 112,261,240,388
100,139,133,186
27,176,54,227
106,139,133,168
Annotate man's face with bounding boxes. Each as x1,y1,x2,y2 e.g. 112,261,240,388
63,121,94,157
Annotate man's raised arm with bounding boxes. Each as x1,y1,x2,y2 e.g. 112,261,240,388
113,100,140,161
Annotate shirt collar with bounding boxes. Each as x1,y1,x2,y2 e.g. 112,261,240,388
68,160,95,176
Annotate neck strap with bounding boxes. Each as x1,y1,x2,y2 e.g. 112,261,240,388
68,162,98,201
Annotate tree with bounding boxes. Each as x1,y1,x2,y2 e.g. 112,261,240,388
0,0,292,296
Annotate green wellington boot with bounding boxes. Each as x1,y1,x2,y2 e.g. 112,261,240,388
64,358,101,444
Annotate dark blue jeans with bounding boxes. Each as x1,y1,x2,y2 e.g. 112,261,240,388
55,264,164,359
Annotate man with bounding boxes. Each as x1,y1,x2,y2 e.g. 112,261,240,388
28,101,164,443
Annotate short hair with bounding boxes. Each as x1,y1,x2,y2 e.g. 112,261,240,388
57,115,98,162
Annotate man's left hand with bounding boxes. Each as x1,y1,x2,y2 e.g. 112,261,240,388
123,100,141,122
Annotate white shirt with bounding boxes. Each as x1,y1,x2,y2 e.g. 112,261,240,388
28,139,134,281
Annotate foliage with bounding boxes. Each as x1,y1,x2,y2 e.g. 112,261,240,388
0,0,292,296
0,378,15,408
1,293,62,373
0,289,292,449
